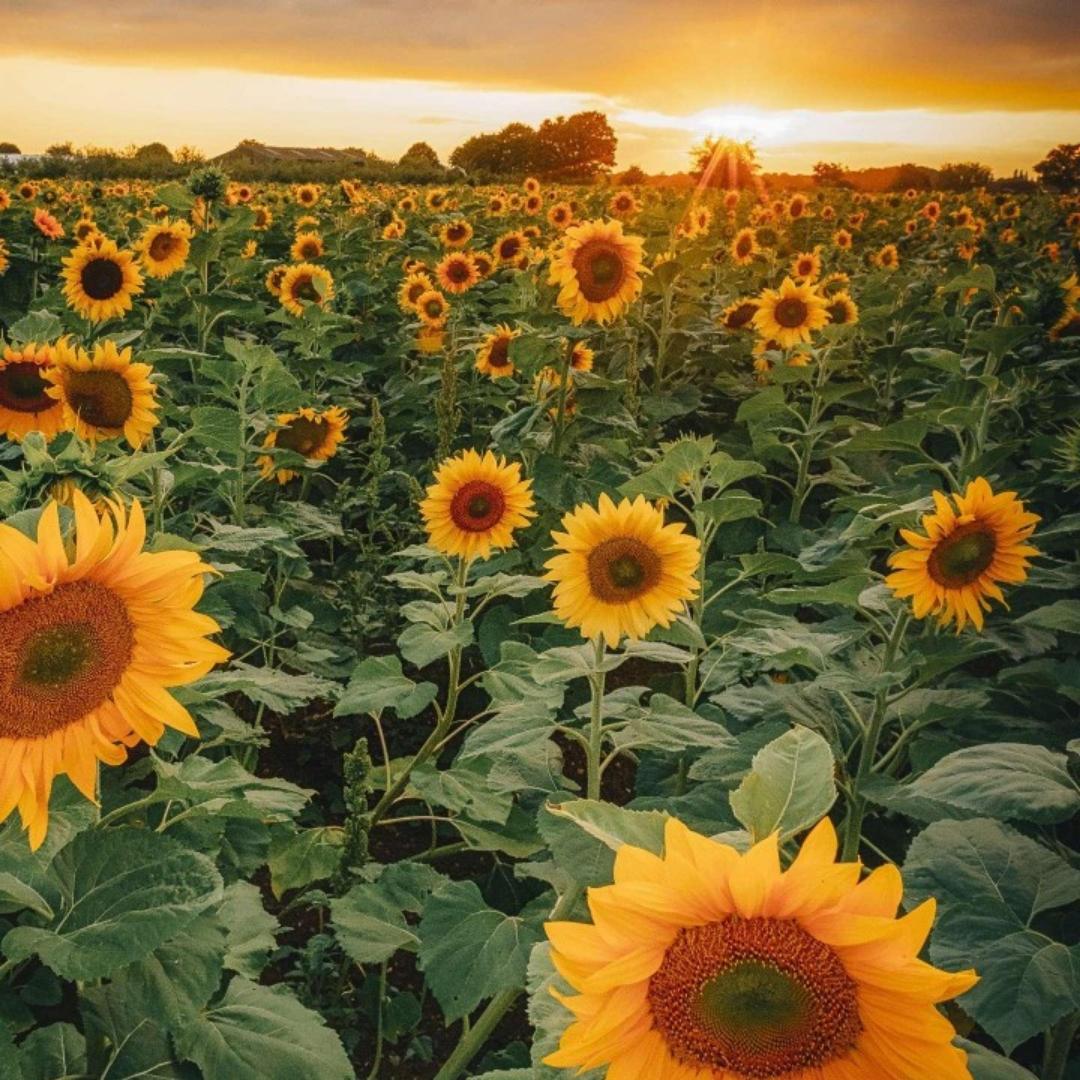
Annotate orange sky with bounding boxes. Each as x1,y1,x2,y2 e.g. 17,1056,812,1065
4,1,1079,173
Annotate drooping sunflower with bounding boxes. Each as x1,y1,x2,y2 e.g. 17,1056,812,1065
257,405,348,485
568,339,594,373
290,231,325,261
398,271,435,313
436,251,480,295
419,449,535,560
252,205,273,230
825,291,859,326
0,493,229,850
0,342,69,442
279,263,335,316
752,276,829,349
720,298,759,332
730,227,758,265
47,339,159,450
545,493,699,647
886,477,1039,632
475,324,520,379
439,220,473,248
61,238,144,324
137,218,192,279
416,289,450,328
549,218,645,325
544,816,979,1080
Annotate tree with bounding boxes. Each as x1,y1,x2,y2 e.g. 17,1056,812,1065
812,161,850,187
937,161,993,192
618,165,648,185
399,142,441,169
174,145,205,165
0,142,20,154
45,142,76,157
890,163,935,191
689,137,758,190
133,142,174,165
450,122,536,177
1033,143,1080,192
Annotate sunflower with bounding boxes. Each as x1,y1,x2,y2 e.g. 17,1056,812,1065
549,219,645,326
493,230,528,266
825,291,859,326
791,249,821,282
61,238,144,324
475,324,520,379
886,477,1039,632
257,406,348,485
137,219,192,279
416,289,450,328
47,339,159,450
0,189,10,211
752,277,828,349
0,238,9,276
425,189,448,211
382,217,406,240
0,342,69,442
523,176,540,195
265,264,288,298
420,449,535,560
290,231,325,261
544,815,979,1080
548,202,574,230
398,271,435,313
33,208,64,240
471,251,495,279
524,194,543,216
252,205,273,230
279,263,335,316
436,252,480,295
873,244,900,271
608,190,640,219
1049,308,1080,340
294,183,321,207
18,182,37,201
439,220,473,248
787,193,808,219
73,218,100,244
545,494,699,647
416,327,446,354
720,298,759,332
0,493,229,850
568,340,594,373
487,194,507,216
730,228,758,265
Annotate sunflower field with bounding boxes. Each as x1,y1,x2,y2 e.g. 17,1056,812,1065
0,170,1078,1080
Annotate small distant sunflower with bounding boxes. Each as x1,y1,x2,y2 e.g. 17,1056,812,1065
436,251,480,295
398,271,435,313
257,405,348,485
549,218,645,325
137,219,192,279
425,189,448,211
720,298,759,332
487,194,507,216
787,193,808,219
72,218,100,244
790,249,821,282
523,177,540,195
548,202,574,230
0,342,68,442
471,251,494,279
608,190,640,219
825,291,859,326
18,182,37,201
32,208,64,240
752,277,828,348
524,194,543,216
886,477,1039,631
0,239,8,276
416,289,449,328
279,263,334,316
493,230,528,266
0,190,10,211
545,494,700,647
265,264,288,298
290,231,325,261
420,449,535,561
1050,308,1080,341
568,339,594,373
61,238,144,324
873,244,900,271
730,227,758,265
252,205,273,230
294,183,321,207
47,339,159,450
439,220,473,248
475,324,520,379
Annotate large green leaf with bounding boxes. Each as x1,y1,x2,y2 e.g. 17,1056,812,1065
267,826,343,898
2,828,222,982
334,654,437,718
219,882,278,978
16,1023,86,1080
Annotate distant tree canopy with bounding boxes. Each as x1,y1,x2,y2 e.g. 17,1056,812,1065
45,142,76,157
399,142,441,168
689,137,759,190
133,142,174,165
450,111,616,181
937,161,993,192
812,161,851,188
889,163,936,191
0,142,20,155
1034,143,1080,192
618,165,648,186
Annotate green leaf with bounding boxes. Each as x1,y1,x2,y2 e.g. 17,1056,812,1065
334,654,437,718
841,418,929,453
189,406,242,457
2,828,222,982
697,492,762,526
0,873,53,919
729,726,836,843
418,881,542,1021
173,978,352,1080
194,664,336,712
8,311,64,347
16,1023,86,1080
619,436,715,499
397,618,474,668
960,1040,1038,1080
765,575,870,609
155,755,312,819
220,882,278,978
268,827,343,899
331,887,420,965
1018,599,1080,634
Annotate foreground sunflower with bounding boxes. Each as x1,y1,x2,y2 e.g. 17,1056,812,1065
420,449,535,561
61,238,144,324
0,493,229,850
545,494,699,646
0,342,69,442
137,218,192,279
475,324,520,379
47,339,159,449
549,219,645,325
886,477,1039,631
436,251,480,295
752,277,829,349
257,406,348,484
545,816,978,1080
279,263,335,316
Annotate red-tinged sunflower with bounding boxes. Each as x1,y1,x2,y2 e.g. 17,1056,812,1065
0,342,68,442
493,230,528,266
420,448,535,561
730,228,758,265
398,271,435,313
137,218,192,279
61,238,144,324
279,263,334,316
549,218,645,325
886,477,1039,631
47,339,159,449
791,249,822,282
873,244,900,271
290,231,325,261
825,291,859,326
32,208,64,240
548,202,574,230
436,251,480,295
439,220,473,249
545,494,700,647
475,324,520,379
544,816,979,1080
416,289,450,328
0,493,229,850
608,189,640,219
257,405,348,484
720,298,759,332
752,277,829,348
229,183,254,204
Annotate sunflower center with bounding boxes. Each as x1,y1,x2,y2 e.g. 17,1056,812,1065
449,480,506,532
0,362,54,413
737,237,752,256
827,301,851,324
292,275,320,303
277,417,329,457
927,523,996,587
773,297,809,328
487,337,511,367
574,242,626,302
148,232,178,261
447,260,471,283
299,240,320,258
727,303,757,329
0,580,134,738
424,298,444,318
500,238,521,259
648,918,862,1078
65,370,134,429
587,537,661,603
80,257,124,301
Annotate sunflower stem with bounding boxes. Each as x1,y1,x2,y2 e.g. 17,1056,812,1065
1043,1010,1080,1080
550,338,575,456
586,636,607,800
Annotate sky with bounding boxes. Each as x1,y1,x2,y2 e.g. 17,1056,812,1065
3,1,1079,174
